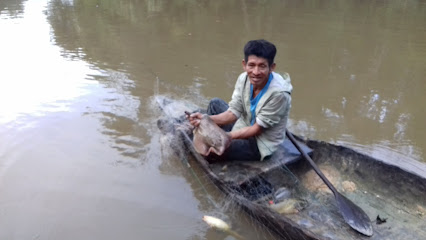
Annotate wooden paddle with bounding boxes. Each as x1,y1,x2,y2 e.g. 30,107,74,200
285,130,373,237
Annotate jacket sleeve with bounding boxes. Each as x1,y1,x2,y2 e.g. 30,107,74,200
228,73,247,118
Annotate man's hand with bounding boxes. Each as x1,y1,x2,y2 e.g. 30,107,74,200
186,112,203,127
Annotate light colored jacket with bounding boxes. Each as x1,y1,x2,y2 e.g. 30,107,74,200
228,72,293,161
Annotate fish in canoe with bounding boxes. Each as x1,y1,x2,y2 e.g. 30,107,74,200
184,111,231,157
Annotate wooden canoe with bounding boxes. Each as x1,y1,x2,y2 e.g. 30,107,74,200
155,95,426,240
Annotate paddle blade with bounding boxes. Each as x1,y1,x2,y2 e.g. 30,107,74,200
336,192,373,236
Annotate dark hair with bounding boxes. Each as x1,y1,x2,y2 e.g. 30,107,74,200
243,39,277,66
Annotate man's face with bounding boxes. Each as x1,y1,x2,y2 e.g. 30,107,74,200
243,55,276,90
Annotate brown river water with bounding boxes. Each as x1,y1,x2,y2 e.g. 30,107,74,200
1,0,425,239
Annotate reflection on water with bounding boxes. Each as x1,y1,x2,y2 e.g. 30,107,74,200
0,1,209,239
0,0,93,125
0,0,26,18
44,0,426,164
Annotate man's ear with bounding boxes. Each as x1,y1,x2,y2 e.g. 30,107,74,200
270,63,276,72
242,59,246,70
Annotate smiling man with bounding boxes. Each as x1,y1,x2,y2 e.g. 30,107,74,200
188,39,293,161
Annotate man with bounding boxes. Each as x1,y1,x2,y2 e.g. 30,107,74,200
188,39,292,161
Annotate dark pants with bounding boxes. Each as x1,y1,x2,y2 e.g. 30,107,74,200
206,98,261,161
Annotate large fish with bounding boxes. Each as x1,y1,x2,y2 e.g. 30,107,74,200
185,112,231,156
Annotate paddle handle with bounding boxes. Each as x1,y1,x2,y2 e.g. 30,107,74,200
285,130,338,195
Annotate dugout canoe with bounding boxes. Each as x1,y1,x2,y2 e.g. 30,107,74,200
155,95,426,240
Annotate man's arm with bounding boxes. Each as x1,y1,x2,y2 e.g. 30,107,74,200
187,110,237,128
229,123,262,140
188,110,262,139
209,110,238,126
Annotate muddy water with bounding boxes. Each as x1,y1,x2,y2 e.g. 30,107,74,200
0,0,425,239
